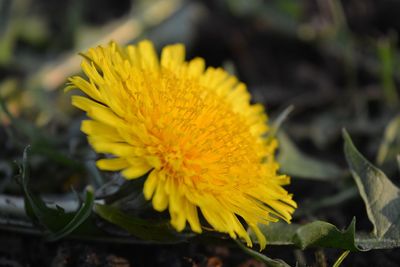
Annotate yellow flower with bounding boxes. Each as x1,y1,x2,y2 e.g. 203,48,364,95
66,40,296,249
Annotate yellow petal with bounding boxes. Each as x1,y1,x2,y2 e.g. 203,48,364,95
201,68,228,89
121,162,152,179
96,158,129,171
250,224,267,250
229,215,252,246
161,44,185,69
187,58,205,77
138,40,159,70
215,76,237,96
71,95,98,112
266,200,294,222
81,60,104,86
152,178,168,211
81,120,120,141
170,211,186,232
88,139,138,156
184,201,201,233
168,184,186,231
126,45,140,67
68,76,102,102
143,170,159,200
72,96,125,128
201,206,227,232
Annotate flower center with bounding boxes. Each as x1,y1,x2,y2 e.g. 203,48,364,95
163,146,184,173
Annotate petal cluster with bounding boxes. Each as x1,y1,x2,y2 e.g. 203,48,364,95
67,40,296,249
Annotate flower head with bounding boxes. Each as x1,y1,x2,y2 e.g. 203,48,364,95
67,40,296,249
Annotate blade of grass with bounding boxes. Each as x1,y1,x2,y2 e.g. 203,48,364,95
378,36,399,107
333,250,350,267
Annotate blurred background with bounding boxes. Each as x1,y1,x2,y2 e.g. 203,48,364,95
1,0,400,266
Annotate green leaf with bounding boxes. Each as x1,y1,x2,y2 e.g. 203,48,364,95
20,146,94,240
277,131,344,180
250,219,359,251
293,219,358,251
343,129,400,249
94,204,190,243
253,222,299,246
268,105,294,140
21,146,64,230
46,187,94,241
235,240,291,267
95,175,145,204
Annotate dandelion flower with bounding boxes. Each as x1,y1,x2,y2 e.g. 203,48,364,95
66,40,297,249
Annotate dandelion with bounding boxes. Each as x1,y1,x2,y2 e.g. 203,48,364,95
66,40,296,249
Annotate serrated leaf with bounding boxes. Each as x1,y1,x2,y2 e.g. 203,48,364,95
94,204,190,243
21,146,66,231
250,219,358,251
343,129,400,242
20,146,94,240
277,131,344,180
293,219,358,251
46,187,94,241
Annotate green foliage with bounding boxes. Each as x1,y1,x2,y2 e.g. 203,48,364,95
292,220,357,251
95,175,146,204
94,204,191,243
253,222,298,246
21,146,94,241
277,131,344,180
46,189,94,241
344,129,400,249
249,219,358,251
